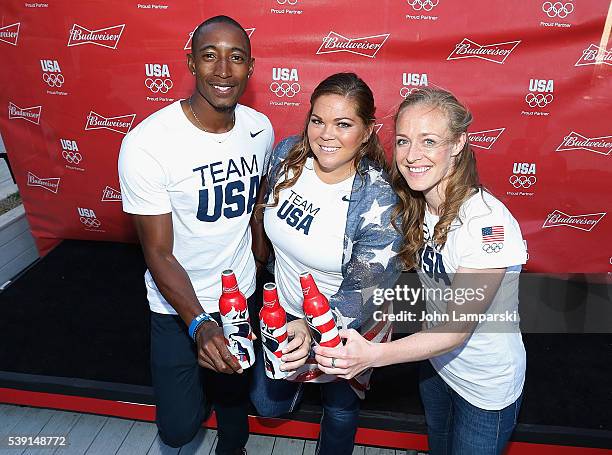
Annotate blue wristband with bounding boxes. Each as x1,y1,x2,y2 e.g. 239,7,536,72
188,312,215,342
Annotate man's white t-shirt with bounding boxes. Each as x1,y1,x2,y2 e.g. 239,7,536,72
118,101,273,314
418,189,528,410
264,158,353,318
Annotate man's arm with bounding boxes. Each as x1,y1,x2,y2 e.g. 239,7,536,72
133,213,242,374
250,176,270,275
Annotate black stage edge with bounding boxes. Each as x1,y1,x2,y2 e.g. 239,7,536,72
0,240,610,449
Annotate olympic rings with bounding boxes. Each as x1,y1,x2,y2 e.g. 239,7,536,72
482,242,504,254
42,73,65,87
525,93,553,108
509,175,537,189
408,0,439,11
270,81,301,98
62,150,83,164
399,86,419,98
277,0,298,4
144,78,174,94
542,1,574,18
80,217,101,228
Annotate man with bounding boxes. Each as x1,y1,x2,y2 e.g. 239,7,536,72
118,15,273,454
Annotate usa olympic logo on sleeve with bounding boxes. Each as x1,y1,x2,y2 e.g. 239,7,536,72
481,225,504,253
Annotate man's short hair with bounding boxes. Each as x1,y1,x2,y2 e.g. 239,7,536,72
191,15,251,55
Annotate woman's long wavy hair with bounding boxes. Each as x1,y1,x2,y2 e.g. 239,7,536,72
260,72,388,214
390,87,481,270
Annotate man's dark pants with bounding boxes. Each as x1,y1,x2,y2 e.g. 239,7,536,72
150,295,256,453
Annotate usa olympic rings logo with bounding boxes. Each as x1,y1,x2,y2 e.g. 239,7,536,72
270,82,301,98
62,150,83,164
407,0,439,11
400,87,420,98
42,73,64,87
276,0,298,4
542,1,574,18
144,78,174,94
80,217,101,228
482,242,504,254
525,93,553,108
509,175,537,189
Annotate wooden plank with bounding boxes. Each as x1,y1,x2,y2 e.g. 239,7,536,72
54,414,107,455
245,434,275,455
272,437,305,455
85,417,133,455
0,407,55,455
178,428,217,455
116,421,158,455
22,410,80,455
302,440,317,455
0,244,38,287
0,405,28,433
147,434,179,455
364,447,395,455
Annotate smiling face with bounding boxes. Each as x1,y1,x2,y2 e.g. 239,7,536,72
307,94,372,183
394,104,466,212
187,22,253,113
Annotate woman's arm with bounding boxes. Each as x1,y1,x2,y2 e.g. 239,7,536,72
314,266,506,378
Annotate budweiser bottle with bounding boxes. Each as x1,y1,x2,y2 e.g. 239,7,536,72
259,283,290,379
300,272,342,348
219,269,255,369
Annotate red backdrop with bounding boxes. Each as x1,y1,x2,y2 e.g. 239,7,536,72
0,0,610,272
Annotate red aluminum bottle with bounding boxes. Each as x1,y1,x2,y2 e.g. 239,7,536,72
300,272,342,348
259,283,289,379
219,269,254,369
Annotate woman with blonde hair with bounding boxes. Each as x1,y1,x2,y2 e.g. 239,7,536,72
314,87,527,455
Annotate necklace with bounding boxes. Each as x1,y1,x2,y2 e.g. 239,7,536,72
187,97,235,143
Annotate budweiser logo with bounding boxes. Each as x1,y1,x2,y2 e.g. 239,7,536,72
68,24,125,49
316,31,390,58
184,27,255,50
575,44,612,67
468,128,505,150
101,185,122,202
447,38,521,64
0,23,20,46
555,132,612,156
542,210,606,232
27,172,60,193
8,102,41,124
85,111,135,135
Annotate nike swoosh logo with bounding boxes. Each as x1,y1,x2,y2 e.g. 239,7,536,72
342,195,352,202
250,129,265,138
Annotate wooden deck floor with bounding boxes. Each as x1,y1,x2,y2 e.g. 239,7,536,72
0,405,423,455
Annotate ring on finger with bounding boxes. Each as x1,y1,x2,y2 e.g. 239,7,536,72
331,357,336,368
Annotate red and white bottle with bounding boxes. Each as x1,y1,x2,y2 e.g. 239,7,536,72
219,269,255,369
300,272,342,348
259,283,289,379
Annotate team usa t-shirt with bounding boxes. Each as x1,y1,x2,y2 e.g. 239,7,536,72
119,101,273,314
418,189,528,410
264,157,354,318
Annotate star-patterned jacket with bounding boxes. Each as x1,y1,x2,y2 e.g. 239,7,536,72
265,137,403,394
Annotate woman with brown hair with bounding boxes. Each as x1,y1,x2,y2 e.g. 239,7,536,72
249,72,402,455
314,87,528,455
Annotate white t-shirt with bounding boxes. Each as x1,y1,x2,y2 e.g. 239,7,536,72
264,158,354,318
118,101,274,314
418,189,528,410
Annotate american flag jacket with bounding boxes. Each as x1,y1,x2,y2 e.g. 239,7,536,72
265,136,404,397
